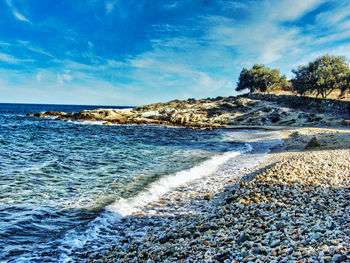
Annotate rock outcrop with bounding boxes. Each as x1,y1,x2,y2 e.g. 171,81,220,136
26,94,350,129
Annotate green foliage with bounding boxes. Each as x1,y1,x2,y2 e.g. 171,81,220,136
236,64,290,93
291,54,350,98
339,71,350,98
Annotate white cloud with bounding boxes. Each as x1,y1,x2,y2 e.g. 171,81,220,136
205,16,302,65
313,30,350,45
88,41,94,49
5,0,31,23
105,0,116,14
267,0,326,21
322,43,350,59
0,52,33,64
13,10,30,23
16,41,55,58
0,53,18,63
316,2,350,26
105,0,129,18
57,73,73,84
189,72,231,93
121,40,237,101
339,20,350,30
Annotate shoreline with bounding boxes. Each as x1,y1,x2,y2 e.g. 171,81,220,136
83,127,350,262
23,95,350,261
27,93,350,130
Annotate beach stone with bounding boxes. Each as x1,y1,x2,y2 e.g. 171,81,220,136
322,256,332,262
312,233,321,240
193,232,200,238
292,251,301,257
204,194,212,201
259,212,269,221
276,222,285,230
225,197,235,204
251,247,262,255
237,232,250,244
305,137,321,149
329,223,336,230
158,233,173,243
332,254,348,263
216,252,231,261
270,240,280,248
328,239,338,245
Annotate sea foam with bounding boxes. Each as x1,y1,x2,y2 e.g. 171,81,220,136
107,150,241,216
58,150,241,262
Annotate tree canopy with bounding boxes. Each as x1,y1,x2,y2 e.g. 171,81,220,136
291,54,350,98
236,64,290,93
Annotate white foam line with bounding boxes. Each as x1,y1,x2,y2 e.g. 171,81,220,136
222,131,283,142
107,151,241,216
58,151,240,262
66,120,105,125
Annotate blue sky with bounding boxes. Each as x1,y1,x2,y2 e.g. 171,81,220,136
0,0,350,106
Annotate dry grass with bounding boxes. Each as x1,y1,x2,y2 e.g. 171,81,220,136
270,89,350,101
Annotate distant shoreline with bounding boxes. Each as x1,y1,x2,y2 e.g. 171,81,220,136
26,93,350,130
0,102,135,108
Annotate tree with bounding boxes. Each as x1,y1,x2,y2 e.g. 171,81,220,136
291,54,350,98
291,65,315,96
236,64,290,93
339,71,350,98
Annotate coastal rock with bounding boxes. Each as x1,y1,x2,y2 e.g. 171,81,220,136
27,93,350,128
305,137,321,149
26,111,68,118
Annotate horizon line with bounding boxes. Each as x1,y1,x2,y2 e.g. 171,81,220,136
0,102,135,108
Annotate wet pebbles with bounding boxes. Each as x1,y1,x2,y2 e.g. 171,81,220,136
86,150,349,262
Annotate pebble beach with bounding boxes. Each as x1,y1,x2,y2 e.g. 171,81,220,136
82,128,350,263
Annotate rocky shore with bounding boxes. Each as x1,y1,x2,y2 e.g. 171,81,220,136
78,128,350,263
28,94,350,262
27,94,350,129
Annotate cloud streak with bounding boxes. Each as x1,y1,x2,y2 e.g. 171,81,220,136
5,0,31,23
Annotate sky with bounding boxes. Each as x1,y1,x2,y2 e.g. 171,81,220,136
0,0,350,106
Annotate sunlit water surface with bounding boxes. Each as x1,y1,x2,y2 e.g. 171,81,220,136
0,103,281,262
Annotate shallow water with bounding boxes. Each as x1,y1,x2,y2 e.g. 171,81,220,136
0,103,281,262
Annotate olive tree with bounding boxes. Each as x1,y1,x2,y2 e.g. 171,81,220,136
291,54,350,98
236,64,290,93
339,71,350,98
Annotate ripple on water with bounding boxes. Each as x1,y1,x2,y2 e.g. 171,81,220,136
0,104,282,262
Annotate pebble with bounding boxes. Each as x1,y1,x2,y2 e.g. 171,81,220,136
85,149,350,262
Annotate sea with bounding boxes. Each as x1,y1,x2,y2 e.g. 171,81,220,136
0,103,282,262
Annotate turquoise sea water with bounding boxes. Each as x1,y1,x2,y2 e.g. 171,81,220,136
0,103,281,262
